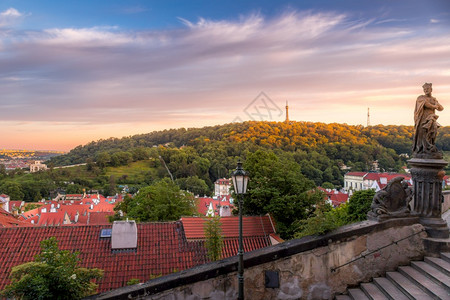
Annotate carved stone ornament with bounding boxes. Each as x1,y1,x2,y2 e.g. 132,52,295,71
367,177,413,221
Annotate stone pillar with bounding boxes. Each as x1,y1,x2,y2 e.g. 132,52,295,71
409,158,449,238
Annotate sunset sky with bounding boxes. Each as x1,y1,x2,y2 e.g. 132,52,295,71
1,0,449,151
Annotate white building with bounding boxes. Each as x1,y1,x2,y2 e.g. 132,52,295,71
214,178,231,197
30,161,48,173
344,172,413,192
0,194,10,212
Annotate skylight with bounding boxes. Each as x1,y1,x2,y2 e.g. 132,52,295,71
100,228,112,238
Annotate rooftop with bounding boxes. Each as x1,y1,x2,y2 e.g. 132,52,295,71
0,216,279,293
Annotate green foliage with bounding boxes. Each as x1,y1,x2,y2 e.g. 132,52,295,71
204,216,223,261
443,151,450,175
321,182,335,189
347,189,376,222
121,178,196,222
294,189,376,238
1,237,103,300
126,278,140,285
24,203,43,212
294,200,349,238
8,121,444,200
176,176,209,196
242,150,324,239
0,181,24,200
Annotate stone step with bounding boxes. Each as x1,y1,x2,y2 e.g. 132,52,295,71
335,295,351,300
373,277,409,300
386,271,430,299
360,283,389,299
441,252,450,264
398,266,450,299
411,261,450,291
425,256,450,277
348,288,370,300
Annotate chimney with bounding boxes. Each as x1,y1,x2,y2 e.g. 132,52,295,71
111,220,138,250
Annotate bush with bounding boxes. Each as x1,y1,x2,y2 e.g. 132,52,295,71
1,237,103,300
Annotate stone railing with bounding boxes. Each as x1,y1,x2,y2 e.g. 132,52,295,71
442,190,450,213
87,218,426,300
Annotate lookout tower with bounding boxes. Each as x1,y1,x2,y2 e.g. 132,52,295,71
285,101,289,123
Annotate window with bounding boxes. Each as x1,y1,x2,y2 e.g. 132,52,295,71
100,228,112,238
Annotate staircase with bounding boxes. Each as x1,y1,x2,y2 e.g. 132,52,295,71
336,253,450,300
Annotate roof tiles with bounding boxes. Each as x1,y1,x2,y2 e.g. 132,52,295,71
0,218,276,294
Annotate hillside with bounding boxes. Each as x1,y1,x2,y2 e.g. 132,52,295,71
2,121,449,201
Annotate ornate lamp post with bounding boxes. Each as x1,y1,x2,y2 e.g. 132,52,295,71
231,161,249,300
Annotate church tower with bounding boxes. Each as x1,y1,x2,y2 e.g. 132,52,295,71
285,101,289,123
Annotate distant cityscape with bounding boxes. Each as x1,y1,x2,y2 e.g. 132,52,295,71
0,149,64,170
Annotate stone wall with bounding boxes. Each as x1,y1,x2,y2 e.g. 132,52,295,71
90,218,426,300
442,190,450,213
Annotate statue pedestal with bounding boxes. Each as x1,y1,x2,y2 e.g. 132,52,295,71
408,158,449,238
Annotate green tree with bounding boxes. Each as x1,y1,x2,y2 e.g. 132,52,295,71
126,178,196,221
0,181,24,200
24,203,43,212
66,183,83,194
347,189,376,222
242,150,323,239
176,176,209,196
95,152,111,169
294,201,349,238
321,182,335,189
204,216,223,261
1,237,103,300
109,194,134,222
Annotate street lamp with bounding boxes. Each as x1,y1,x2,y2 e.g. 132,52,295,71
231,161,249,300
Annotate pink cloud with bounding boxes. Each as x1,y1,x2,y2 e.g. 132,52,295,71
0,10,449,150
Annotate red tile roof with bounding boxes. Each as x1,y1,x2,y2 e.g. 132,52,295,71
364,172,411,181
88,212,114,225
329,193,349,206
19,196,117,226
318,187,349,207
0,208,31,228
345,172,368,177
196,196,234,216
0,220,275,294
8,201,24,211
181,215,277,239
37,211,68,226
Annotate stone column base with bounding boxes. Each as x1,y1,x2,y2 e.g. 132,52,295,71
408,158,449,239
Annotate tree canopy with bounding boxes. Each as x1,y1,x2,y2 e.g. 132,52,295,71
114,178,197,222
241,150,324,238
5,121,449,201
1,237,103,300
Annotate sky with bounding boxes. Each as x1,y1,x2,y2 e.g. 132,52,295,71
0,0,449,151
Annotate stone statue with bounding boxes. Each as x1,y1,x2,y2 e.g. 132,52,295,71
367,177,413,221
412,83,444,159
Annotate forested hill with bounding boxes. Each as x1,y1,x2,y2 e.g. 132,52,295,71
48,121,450,187
50,121,449,166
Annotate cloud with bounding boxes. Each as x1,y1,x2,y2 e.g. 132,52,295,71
0,10,449,150
0,8,25,27
430,19,439,23
1,8,22,17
